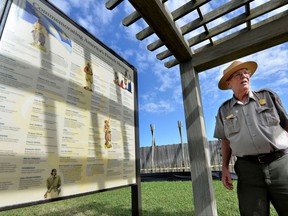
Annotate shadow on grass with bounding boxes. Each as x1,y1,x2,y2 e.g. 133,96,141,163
40,203,195,216
1,202,195,216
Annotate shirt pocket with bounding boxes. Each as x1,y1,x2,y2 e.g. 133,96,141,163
224,117,240,136
256,106,279,126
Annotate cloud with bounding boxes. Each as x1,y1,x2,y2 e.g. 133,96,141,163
172,86,184,105
153,64,179,92
49,0,72,14
123,22,144,42
139,100,175,113
50,0,117,38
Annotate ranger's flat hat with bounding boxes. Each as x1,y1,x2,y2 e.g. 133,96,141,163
218,60,258,90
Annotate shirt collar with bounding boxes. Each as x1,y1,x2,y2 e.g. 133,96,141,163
230,91,256,107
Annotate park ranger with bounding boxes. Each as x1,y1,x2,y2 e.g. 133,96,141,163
214,60,288,216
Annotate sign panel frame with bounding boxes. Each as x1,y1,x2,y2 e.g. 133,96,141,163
0,0,141,213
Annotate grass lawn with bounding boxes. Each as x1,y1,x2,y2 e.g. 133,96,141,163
0,181,278,216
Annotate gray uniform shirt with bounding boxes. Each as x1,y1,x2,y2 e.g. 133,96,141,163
214,89,288,157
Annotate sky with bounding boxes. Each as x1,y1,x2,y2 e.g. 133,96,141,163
47,0,288,147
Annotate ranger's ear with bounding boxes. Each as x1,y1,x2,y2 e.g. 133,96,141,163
225,80,231,89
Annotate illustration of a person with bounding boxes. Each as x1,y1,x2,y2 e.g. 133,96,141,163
83,62,93,91
104,119,112,148
114,71,119,86
120,79,124,89
31,18,48,51
44,168,61,199
124,77,128,90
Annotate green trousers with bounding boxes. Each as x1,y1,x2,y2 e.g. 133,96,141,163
235,154,288,216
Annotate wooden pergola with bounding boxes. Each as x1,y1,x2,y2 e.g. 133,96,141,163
105,0,288,215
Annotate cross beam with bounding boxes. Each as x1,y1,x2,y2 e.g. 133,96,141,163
128,0,193,62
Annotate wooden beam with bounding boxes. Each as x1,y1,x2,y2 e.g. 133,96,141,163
105,0,123,10
179,60,217,216
164,4,288,68
192,12,288,72
157,0,255,60
128,0,192,62
209,11,287,50
187,0,287,47
171,0,209,22
181,0,254,35
132,0,169,40
147,39,164,52
158,0,253,60
156,48,172,60
136,26,154,40
146,0,209,51
122,11,141,27
165,58,179,69
136,0,208,41
245,3,251,30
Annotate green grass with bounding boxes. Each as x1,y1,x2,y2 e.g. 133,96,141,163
0,181,278,216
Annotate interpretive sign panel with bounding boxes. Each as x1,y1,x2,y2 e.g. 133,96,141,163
0,0,137,209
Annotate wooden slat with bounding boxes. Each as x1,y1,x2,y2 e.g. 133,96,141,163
147,0,208,51
171,0,210,21
245,3,251,30
129,0,168,40
165,58,179,69
136,26,154,40
156,48,172,60
122,10,141,27
193,42,213,54
150,0,254,52
128,0,192,62
195,5,287,50
196,7,213,46
140,141,228,173
192,12,288,72
105,0,123,10
137,0,208,42
165,11,288,69
155,2,213,60
156,0,254,59
147,39,164,51
161,0,287,62
187,0,287,47
181,0,254,35
147,40,163,51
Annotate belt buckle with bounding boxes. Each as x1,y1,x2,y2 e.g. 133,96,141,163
257,155,267,164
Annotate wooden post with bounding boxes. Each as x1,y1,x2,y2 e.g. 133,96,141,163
179,60,218,216
178,120,186,171
150,124,156,147
150,124,155,172
132,68,142,216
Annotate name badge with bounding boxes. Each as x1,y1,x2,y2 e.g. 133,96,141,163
226,114,235,120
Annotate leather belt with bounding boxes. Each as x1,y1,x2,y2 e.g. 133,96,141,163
237,149,288,164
